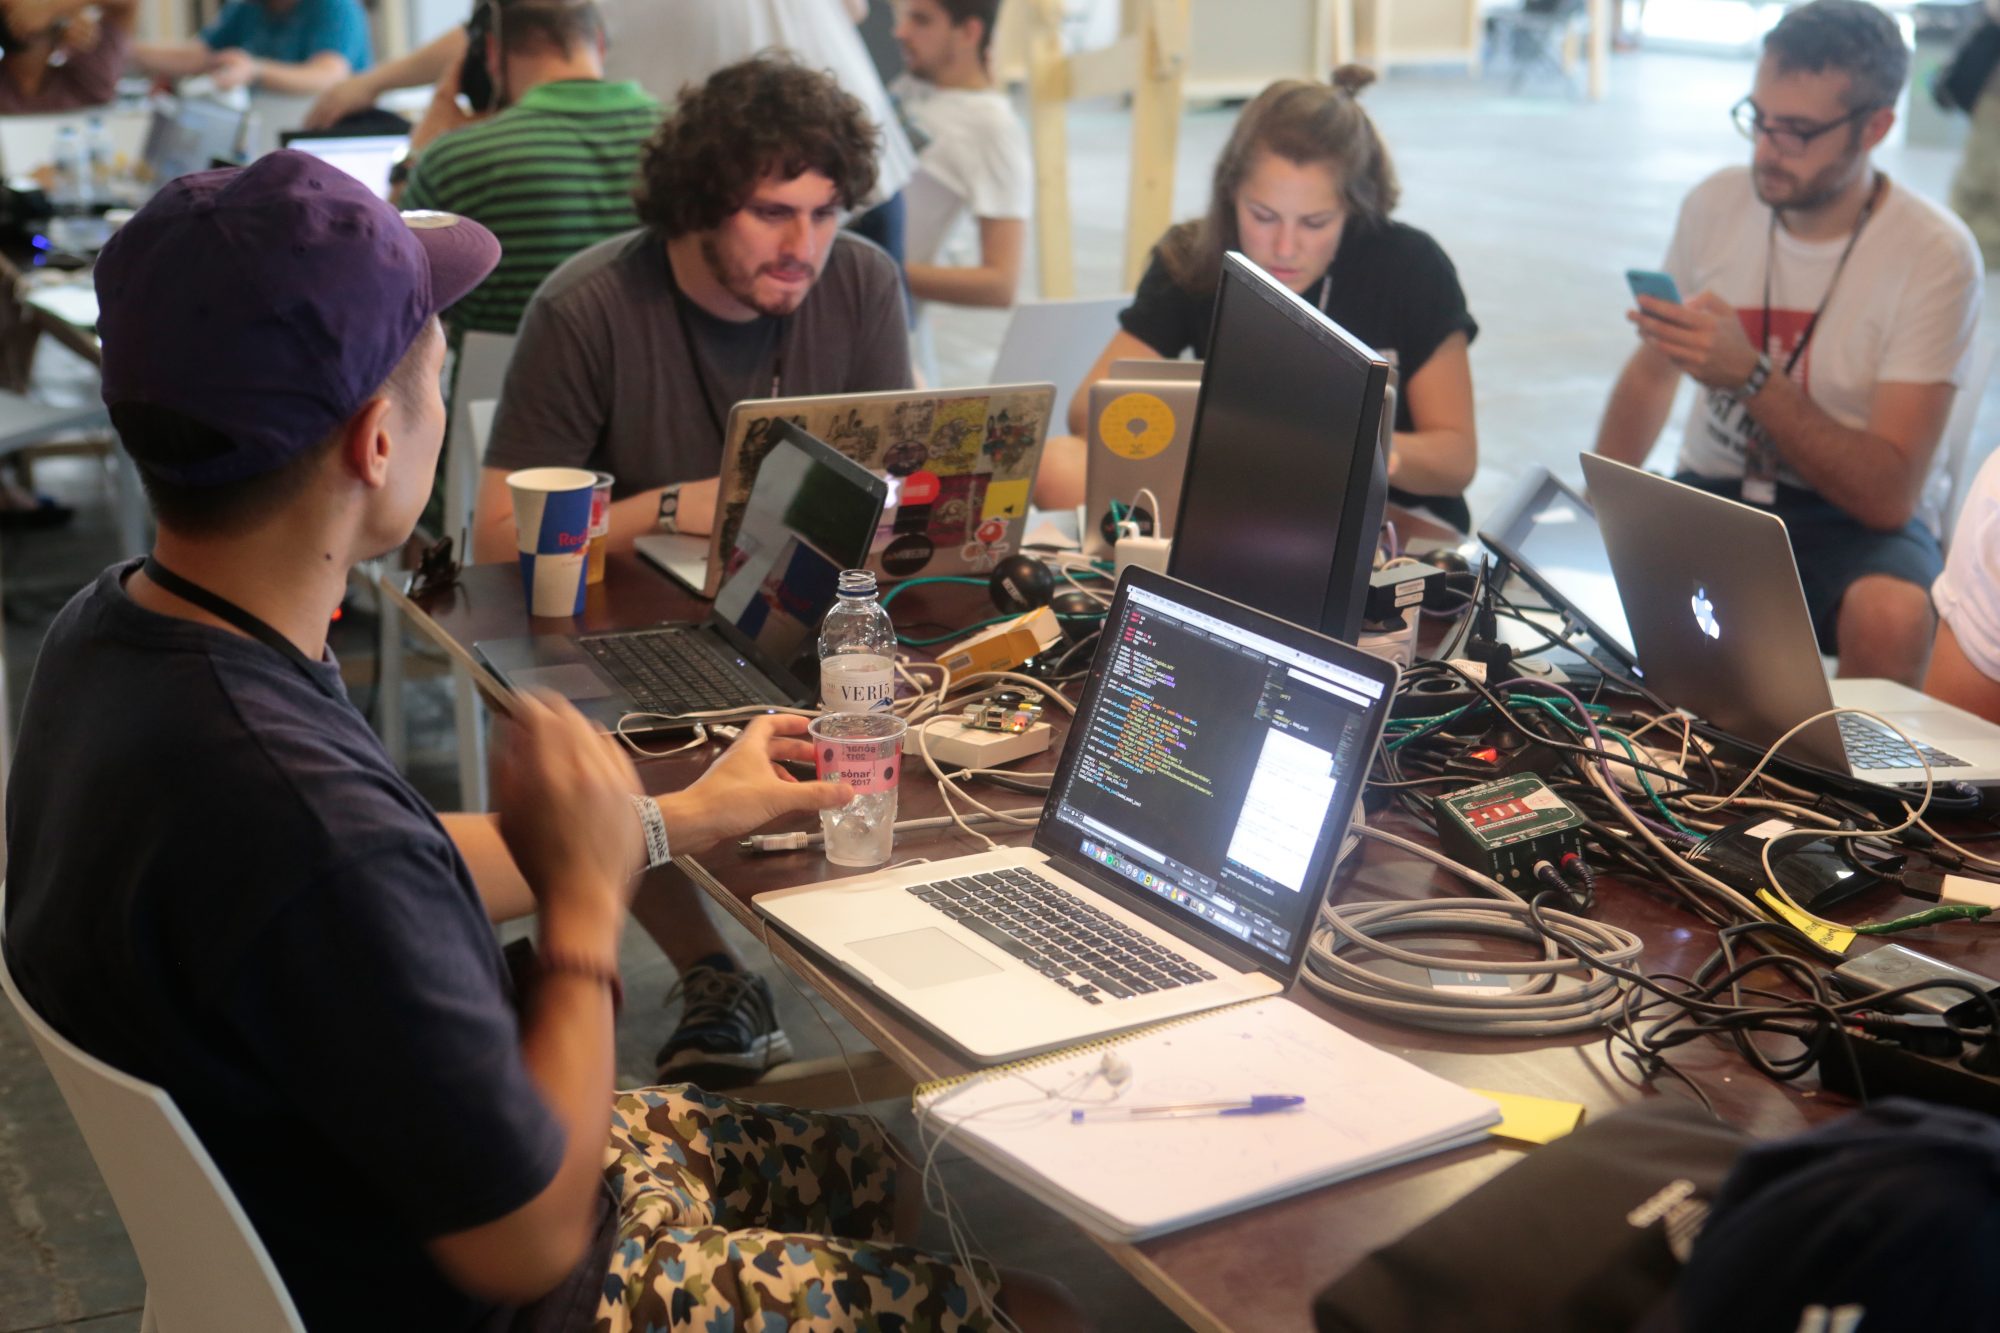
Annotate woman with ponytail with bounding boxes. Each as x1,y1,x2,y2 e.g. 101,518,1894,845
1069,68,1480,529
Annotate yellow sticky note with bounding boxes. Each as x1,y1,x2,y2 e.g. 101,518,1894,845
1469,1089,1586,1146
981,478,1032,519
1756,890,1857,955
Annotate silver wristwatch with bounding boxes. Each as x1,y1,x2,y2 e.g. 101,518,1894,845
655,483,683,534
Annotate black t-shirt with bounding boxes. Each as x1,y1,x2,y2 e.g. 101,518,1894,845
1118,218,1479,529
2,563,584,1333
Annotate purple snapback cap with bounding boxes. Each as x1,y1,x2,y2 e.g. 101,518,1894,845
94,149,500,487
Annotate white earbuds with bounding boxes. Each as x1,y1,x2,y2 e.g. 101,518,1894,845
1099,1050,1132,1087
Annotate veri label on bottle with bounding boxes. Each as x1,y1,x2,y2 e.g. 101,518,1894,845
820,653,896,713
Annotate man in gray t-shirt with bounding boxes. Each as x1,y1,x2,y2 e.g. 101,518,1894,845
475,54,912,564
473,56,911,1089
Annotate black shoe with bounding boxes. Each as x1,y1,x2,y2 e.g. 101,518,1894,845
654,957,794,1089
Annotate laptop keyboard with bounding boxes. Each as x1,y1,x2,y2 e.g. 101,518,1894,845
581,629,758,714
1836,713,1969,771
905,867,1216,1005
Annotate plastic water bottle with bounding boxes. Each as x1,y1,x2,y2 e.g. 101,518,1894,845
818,569,896,713
85,115,113,197
51,124,85,210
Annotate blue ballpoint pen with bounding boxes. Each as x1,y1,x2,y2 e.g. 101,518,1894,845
1070,1095,1305,1123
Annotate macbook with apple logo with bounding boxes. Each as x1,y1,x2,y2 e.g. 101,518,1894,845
1579,454,2000,786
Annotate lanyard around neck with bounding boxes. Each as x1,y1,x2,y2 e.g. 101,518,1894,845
665,254,787,439
140,557,344,704
1761,171,1883,379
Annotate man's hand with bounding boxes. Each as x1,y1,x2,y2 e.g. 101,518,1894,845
665,714,855,854
1629,291,1761,392
208,47,257,90
492,692,646,929
55,10,97,53
409,58,477,153
305,70,379,129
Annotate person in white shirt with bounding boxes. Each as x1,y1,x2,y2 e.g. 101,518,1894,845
1593,0,1982,688
1929,452,2000,721
891,0,1029,309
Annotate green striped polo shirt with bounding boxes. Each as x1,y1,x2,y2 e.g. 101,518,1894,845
402,79,663,336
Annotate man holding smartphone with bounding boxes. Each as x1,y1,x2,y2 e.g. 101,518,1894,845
1592,0,1981,686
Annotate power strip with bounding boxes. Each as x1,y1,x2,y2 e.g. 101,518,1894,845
924,718,1053,770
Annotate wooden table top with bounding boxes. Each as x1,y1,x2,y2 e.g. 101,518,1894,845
392,550,2000,1333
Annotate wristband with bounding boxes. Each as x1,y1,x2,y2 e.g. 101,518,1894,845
631,792,672,870
1739,351,1773,402
537,950,623,1015
656,483,683,534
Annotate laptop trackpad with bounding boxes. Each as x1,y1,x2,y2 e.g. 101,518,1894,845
850,929,1002,988
512,663,616,700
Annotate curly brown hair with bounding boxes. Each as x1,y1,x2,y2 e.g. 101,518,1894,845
634,54,881,239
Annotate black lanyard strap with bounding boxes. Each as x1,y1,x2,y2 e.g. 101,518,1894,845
664,253,787,440
1761,171,1883,379
141,557,345,704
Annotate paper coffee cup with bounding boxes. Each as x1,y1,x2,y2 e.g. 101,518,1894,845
507,466,596,617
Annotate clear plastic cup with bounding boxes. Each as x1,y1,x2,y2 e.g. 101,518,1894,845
586,471,614,585
809,712,908,868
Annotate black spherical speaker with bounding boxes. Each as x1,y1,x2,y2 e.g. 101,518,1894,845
989,554,1056,612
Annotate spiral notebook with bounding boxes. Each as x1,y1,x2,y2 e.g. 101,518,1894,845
912,999,1501,1241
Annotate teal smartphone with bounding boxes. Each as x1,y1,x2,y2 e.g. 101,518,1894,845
1625,269,1682,305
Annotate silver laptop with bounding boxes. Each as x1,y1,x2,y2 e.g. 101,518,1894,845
756,568,1398,1063
1579,454,2000,785
142,98,248,184
1082,359,1201,559
990,294,1129,418
475,423,885,733
637,382,1055,597
278,129,409,199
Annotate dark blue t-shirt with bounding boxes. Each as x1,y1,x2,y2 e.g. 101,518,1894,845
3,562,567,1331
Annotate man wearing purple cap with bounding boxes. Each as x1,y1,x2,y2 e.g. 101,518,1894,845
2,152,1083,1332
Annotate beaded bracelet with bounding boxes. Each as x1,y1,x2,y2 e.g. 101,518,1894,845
538,951,624,1015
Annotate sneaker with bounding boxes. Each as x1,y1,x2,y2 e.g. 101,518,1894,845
654,956,794,1088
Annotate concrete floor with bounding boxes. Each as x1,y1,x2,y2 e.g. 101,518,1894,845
7,45,2000,1332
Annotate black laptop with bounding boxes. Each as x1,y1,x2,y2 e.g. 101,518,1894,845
475,422,888,733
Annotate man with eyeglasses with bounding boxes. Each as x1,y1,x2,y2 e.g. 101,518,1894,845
1593,0,1981,687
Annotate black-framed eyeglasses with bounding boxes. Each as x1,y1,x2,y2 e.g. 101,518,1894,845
1730,96,1879,157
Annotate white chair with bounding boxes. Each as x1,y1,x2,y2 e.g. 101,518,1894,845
443,335,516,810
1940,335,2000,547
443,331,519,549
0,890,306,1333
377,332,517,798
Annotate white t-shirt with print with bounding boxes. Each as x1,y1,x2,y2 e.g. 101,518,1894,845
601,0,915,201
892,74,1032,268
1935,449,2000,680
1661,166,1982,531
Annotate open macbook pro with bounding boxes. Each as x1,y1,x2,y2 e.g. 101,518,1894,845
476,423,885,733
637,382,1056,596
755,568,1397,1063
1580,454,2000,785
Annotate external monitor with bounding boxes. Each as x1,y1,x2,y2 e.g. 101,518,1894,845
1166,251,1390,642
